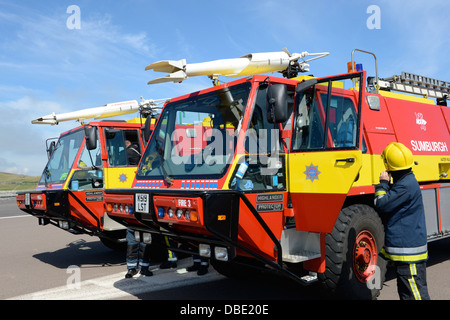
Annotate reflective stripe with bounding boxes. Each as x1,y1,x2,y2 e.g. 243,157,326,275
381,248,428,262
164,236,171,247
167,252,177,261
164,236,178,261
410,263,417,276
374,190,387,197
374,190,386,205
384,244,428,255
408,264,422,300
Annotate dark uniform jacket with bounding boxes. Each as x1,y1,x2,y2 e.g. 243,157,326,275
374,170,428,263
127,143,141,166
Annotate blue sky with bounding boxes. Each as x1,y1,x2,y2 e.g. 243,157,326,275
0,0,449,176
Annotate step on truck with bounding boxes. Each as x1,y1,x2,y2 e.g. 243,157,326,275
104,49,450,299
16,98,164,250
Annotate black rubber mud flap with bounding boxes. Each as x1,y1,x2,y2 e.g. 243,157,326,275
203,192,240,245
45,190,70,218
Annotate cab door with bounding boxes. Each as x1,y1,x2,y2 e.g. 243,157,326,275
103,128,143,189
289,72,365,233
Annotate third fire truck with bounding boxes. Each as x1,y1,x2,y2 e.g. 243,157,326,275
16,98,164,250
104,49,450,299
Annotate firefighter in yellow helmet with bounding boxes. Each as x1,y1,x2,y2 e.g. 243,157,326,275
374,142,430,300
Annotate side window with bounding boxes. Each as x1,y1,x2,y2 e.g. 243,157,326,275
124,130,142,166
245,87,280,155
292,76,360,151
321,94,357,148
291,88,325,150
230,87,286,192
105,129,142,167
78,131,102,168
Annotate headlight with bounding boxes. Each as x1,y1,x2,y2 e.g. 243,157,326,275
184,209,190,220
58,221,69,230
168,208,174,218
142,232,152,244
176,209,183,219
199,244,211,258
214,247,228,261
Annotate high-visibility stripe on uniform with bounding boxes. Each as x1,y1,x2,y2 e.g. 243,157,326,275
408,264,422,300
164,236,177,261
374,190,387,206
374,190,387,197
381,248,428,263
384,244,428,255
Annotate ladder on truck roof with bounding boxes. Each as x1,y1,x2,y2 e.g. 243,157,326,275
376,72,450,102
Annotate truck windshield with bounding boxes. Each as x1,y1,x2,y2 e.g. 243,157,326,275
39,129,85,186
136,82,252,180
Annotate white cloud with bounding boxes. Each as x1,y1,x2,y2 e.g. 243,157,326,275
0,3,157,89
0,96,73,176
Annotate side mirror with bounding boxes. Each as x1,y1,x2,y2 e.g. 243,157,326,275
143,116,153,144
84,126,97,150
267,84,289,123
295,78,317,94
46,140,56,159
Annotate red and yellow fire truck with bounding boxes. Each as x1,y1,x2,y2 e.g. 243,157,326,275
16,99,163,250
104,49,450,299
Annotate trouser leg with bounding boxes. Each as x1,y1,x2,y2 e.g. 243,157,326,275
139,242,151,270
159,236,178,269
165,236,178,262
126,229,138,270
187,255,209,275
396,262,430,300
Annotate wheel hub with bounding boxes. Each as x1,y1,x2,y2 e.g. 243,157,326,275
353,231,378,283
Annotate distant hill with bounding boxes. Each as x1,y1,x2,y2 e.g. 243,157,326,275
0,172,40,191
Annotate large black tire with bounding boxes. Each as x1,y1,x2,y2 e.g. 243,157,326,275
318,204,387,299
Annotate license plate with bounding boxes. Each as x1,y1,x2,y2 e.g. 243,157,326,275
135,193,149,213
25,193,31,206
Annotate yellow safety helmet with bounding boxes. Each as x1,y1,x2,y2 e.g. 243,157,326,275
381,142,414,171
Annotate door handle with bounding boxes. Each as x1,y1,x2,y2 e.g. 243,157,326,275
336,158,355,163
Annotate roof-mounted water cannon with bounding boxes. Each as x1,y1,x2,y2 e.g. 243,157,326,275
138,97,168,119
145,49,329,85
31,97,169,125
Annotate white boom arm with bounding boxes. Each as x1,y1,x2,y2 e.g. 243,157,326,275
145,49,329,84
32,98,168,125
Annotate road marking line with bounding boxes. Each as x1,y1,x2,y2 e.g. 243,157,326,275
8,267,224,300
0,215,33,220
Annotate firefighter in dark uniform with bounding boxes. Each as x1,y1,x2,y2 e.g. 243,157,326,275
125,140,151,278
374,142,430,300
126,140,141,166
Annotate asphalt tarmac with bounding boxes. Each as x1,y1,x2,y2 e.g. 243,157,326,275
1,197,449,302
